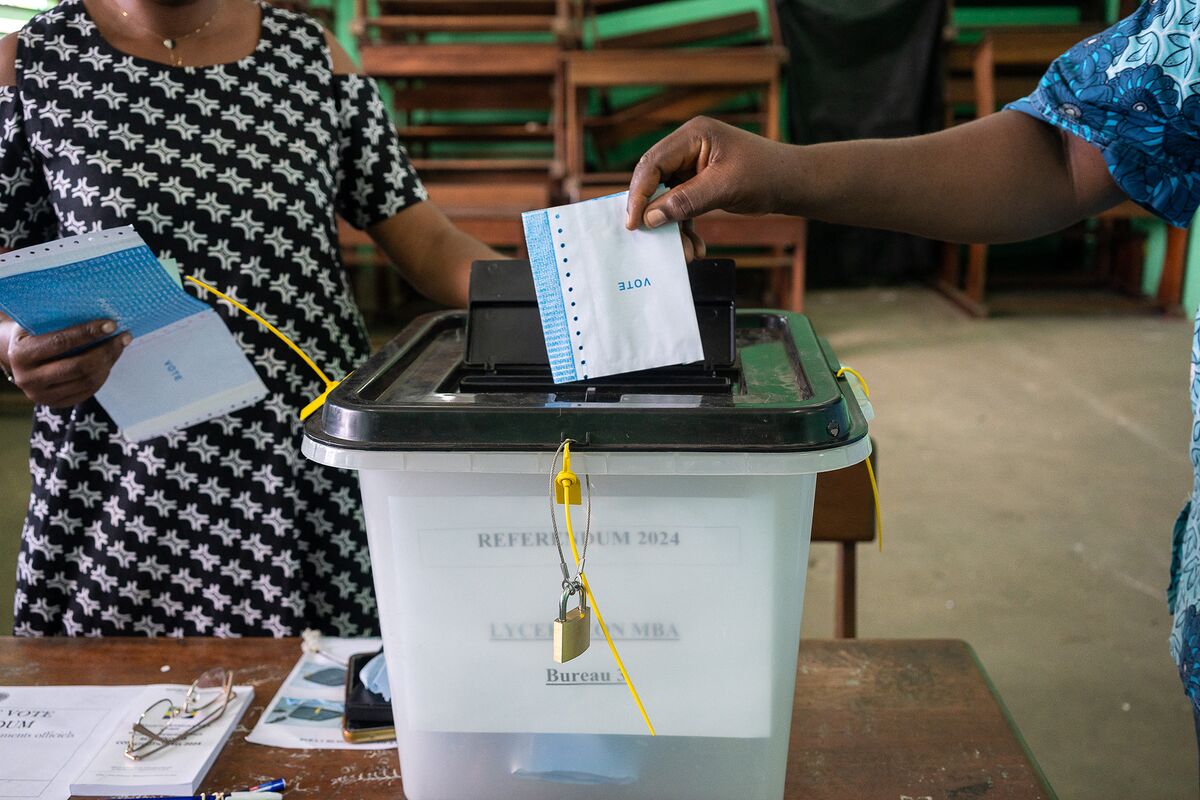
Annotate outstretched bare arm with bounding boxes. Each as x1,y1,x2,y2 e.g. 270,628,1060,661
627,112,1127,245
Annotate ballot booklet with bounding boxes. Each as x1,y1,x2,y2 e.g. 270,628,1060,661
69,682,253,797
0,226,267,441
0,685,141,800
521,190,704,384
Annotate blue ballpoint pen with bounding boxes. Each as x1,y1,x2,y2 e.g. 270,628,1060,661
243,780,286,794
104,792,282,800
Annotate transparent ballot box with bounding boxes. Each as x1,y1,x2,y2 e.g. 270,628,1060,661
303,260,872,800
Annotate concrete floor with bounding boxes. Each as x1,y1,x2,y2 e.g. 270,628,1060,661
0,286,1195,797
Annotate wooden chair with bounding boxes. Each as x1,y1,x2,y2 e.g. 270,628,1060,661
940,27,1190,315
563,48,784,179
593,11,761,49
356,0,575,44
420,180,549,250
356,0,569,180
339,181,548,254
338,180,550,323
689,209,806,312
577,0,781,49
576,0,780,162
568,182,806,310
811,440,878,638
561,49,806,309
583,1,765,50
1099,204,1190,313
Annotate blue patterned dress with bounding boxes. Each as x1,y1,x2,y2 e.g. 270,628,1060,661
1008,0,1200,737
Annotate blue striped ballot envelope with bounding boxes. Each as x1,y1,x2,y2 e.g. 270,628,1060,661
0,226,267,441
522,190,704,384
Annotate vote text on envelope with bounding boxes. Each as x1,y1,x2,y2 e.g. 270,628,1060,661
522,191,704,384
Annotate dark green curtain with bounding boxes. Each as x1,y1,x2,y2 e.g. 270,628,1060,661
776,0,945,285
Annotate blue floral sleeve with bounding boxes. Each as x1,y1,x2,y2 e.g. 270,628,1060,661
1007,0,1200,227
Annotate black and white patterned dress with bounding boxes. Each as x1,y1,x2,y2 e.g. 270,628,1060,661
2,0,426,636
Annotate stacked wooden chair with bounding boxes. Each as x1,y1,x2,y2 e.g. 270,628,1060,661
940,3,1188,315
343,0,576,320
351,0,571,249
344,1,809,317
563,1,806,309
581,0,765,49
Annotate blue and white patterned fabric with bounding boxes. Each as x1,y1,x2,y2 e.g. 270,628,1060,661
1008,0,1200,227
1007,0,1200,725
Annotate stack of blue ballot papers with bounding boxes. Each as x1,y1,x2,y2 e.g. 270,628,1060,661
0,226,266,441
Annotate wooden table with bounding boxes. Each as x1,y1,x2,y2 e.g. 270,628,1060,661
0,638,1054,799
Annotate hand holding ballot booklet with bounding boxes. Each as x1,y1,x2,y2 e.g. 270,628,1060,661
522,190,704,384
0,226,267,441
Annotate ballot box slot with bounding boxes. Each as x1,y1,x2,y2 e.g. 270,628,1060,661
455,258,738,399
449,364,739,398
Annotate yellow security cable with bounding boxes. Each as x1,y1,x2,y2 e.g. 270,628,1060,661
559,443,656,736
864,457,881,552
185,275,341,420
835,365,870,399
836,367,882,552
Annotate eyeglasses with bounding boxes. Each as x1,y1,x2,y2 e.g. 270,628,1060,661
124,668,235,761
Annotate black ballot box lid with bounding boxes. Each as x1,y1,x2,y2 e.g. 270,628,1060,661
304,259,869,453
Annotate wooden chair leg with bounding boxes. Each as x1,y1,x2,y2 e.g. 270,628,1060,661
1095,218,1114,285
1158,225,1188,312
939,241,959,287
972,36,996,120
964,243,987,304
789,218,807,312
770,252,787,306
565,81,581,181
835,541,856,639
550,65,565,180
764,76,781,142
1112,219,1146,295
936,242,987,316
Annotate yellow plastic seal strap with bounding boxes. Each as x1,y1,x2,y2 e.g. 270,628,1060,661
560,442,656,736
185,275,341,420
836,367,882,552
835,365,870,398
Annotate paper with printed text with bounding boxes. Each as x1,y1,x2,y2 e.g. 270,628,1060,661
522,191,703,384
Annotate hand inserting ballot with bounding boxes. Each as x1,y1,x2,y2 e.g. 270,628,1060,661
0,318,131,408
626,116,786,236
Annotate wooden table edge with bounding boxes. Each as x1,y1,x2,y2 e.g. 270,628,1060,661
957,639,1060,800
0,637,1057,799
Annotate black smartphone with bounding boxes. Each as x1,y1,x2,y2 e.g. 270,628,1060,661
342,650,396,744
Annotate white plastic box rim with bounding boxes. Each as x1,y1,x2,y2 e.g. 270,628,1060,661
302,436,872,476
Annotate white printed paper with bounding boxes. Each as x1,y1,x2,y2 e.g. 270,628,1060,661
69,683,253,797
381,490,788,739
522,191,704,383
245,638,392,750
96,310,266,441
0,686,139,800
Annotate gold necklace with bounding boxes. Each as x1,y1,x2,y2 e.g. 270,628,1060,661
114,0,222,67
